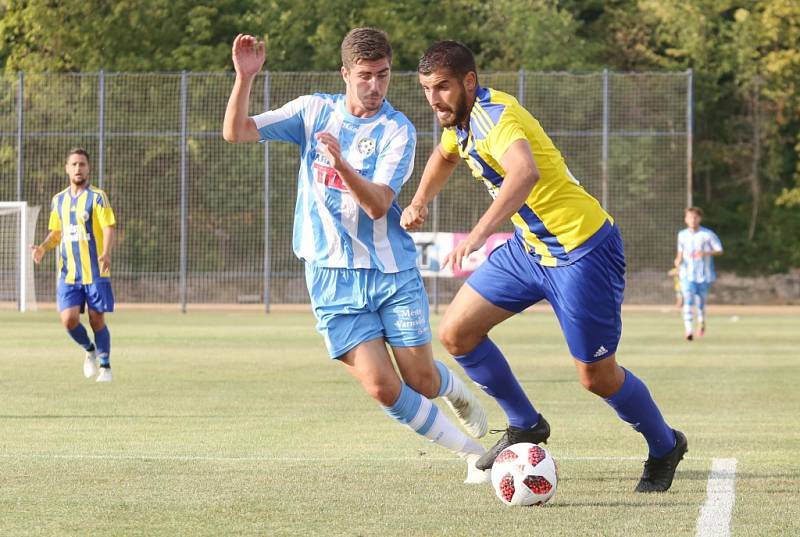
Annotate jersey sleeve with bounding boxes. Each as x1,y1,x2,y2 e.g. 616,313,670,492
708,230,723,252
372,122,417,194
252,95,309,145
487,108,529,164
94,190,117,228
440,128,459,155
48,197,61,232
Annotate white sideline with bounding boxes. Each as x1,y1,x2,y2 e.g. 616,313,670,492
0,453,713,463
695,458,737,537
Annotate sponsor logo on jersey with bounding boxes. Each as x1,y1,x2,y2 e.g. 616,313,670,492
313,162,348,192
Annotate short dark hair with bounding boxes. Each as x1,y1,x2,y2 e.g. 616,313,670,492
341,28,392,68
418,40,477,81
685,206,704,218
66,147,90,163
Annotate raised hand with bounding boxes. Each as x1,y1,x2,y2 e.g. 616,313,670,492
232,34,266,78
315,132,345,170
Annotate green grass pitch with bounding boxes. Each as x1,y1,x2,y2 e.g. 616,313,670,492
1,308,798,536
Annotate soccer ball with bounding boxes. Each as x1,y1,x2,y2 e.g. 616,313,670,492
490,442,558,506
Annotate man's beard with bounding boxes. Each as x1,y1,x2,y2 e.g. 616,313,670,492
439,87,469,128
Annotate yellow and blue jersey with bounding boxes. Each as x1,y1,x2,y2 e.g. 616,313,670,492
441,86,613,267
48,186,116,284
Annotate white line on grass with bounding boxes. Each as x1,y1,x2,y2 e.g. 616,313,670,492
0,453,713,463
695,458,737,537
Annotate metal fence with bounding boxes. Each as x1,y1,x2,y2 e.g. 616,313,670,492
0,70,691,310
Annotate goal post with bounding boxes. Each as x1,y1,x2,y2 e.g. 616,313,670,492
0,202,40,312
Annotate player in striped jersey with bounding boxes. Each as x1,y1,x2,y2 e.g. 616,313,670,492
402,41,686,492
223,29,489,483
675,207,723,340
31,148,116,382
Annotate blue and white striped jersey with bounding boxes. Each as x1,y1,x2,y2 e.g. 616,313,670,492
677,226,723,283
252,93,417,273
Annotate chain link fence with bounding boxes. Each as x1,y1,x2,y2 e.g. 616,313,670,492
0,70,691,309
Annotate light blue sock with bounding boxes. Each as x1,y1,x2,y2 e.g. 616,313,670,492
454,337,539,429
434,360,452,397
383,383,478,454
67,324,94,351
94,326,111,367
605,368,676,458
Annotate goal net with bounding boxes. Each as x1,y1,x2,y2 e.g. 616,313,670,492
0,202,40,311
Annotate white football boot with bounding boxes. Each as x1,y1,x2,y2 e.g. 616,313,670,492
442,374,488,438
83,350,98,379
96,367,113,383
462,452,491,485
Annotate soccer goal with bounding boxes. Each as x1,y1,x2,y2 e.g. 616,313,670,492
0,202,40,312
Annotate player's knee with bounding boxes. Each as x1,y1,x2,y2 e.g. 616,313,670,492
578,372,619,398
61,316,79,330
364,381,400,407
438,323,474,356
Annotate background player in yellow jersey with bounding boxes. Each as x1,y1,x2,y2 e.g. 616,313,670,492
31,148,116,383
402,41,687,492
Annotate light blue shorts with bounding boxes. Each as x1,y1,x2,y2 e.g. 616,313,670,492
680,280,711,300
304,264,432,359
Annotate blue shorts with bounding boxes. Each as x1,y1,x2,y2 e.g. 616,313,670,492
57,280,115,313
466,227,626,363
680,280,711,300
305,264,433,359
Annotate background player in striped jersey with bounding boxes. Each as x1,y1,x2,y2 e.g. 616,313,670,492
402,40,686,492
223,29,489,483
31,148,116,383
675,207,723,340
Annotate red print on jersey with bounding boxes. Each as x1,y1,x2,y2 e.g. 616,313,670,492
313,162,348,192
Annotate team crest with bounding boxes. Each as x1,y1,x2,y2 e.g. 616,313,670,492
80,211,90,222
357,137,376,157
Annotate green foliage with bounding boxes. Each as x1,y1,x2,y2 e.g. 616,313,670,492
1,0,798,274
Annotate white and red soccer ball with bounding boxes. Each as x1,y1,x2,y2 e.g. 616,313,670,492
490,442,558,506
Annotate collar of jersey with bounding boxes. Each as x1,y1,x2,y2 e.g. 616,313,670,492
454,85,492,146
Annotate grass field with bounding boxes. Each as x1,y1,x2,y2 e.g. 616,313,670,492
1,307,798,537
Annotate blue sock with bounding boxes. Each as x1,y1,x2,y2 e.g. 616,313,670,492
94,326,111,367
605,368,676,458
67,324,94,351
454,337,539,429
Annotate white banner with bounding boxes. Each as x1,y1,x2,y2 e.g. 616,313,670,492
410,232,514,277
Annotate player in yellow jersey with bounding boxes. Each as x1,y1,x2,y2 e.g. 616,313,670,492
31,148,116,383
402,41,686,492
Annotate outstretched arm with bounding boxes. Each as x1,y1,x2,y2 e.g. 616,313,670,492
444,139,539,270
223,34,266,143
400,144,459,230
